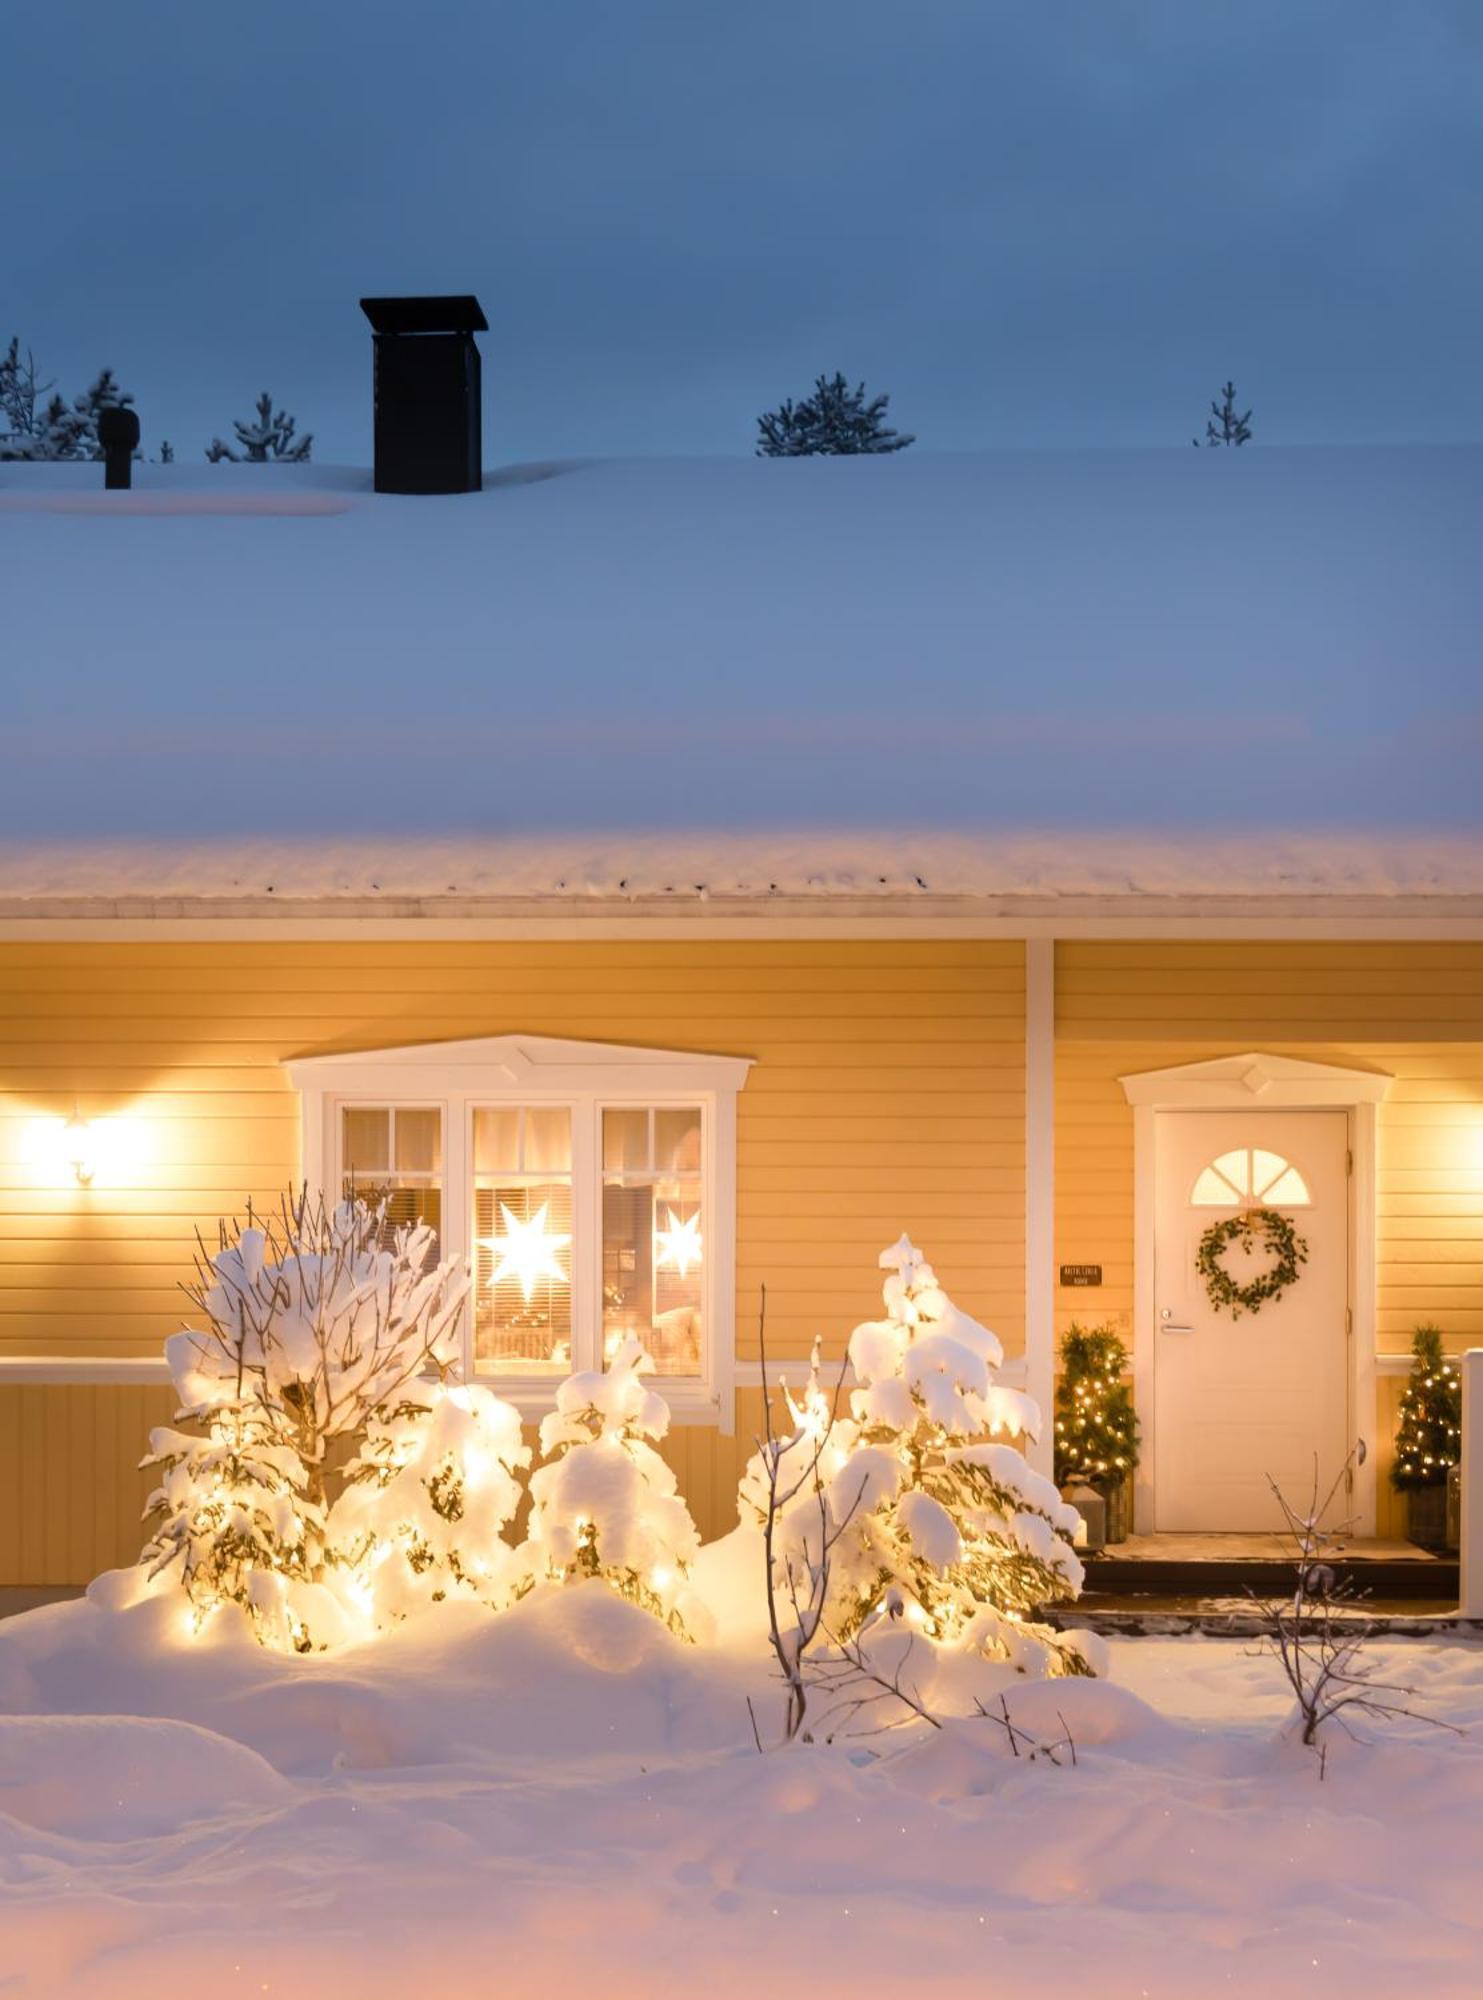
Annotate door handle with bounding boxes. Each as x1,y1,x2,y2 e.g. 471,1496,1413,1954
1160,1309,1193,1334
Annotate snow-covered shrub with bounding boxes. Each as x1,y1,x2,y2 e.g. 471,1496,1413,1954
139,1191,468,1649
519,1338,708,1640
140,1398,324,1652
170,1190,468,1512
743,1236,1093,1679
328,1384,530,1627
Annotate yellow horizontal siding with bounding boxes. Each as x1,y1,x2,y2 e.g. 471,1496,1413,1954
0,940,1023,1580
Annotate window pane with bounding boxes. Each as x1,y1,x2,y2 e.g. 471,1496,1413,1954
603,1107,649,1172
655,1106,701,1172
1212,1149,1251,1196
603,1104,703,1378
395,1107,441,1175
343,1108,390,1177
525,1105,573,1173
473,1104,574,1374
342,1106,441,1261
473,1107,520,1176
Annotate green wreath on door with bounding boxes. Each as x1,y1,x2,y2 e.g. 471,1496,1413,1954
1195,1207,1308,1320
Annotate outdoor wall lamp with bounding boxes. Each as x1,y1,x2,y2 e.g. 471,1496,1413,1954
62,1116,98,1186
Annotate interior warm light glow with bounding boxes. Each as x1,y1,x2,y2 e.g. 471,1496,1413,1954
653,1207,703,1278
481,1202,571,1304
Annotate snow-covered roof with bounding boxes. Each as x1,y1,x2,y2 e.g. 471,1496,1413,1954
0,448,1476,913
3,832,1482,920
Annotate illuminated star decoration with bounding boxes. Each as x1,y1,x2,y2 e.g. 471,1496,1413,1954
654,1207,703,1278
482,1202,570,1303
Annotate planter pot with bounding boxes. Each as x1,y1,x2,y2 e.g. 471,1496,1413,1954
1100,1476,1132,1545
1063,1480,1106,1553
1406,1482,1450,1552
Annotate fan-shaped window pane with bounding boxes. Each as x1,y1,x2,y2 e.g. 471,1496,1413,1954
1192,1166,1242,1206
1191,1146,1311,1208
1262,1165,1311,1205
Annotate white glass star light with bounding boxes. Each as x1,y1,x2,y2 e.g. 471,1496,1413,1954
654,1206,703,1278
482,1202,570,1304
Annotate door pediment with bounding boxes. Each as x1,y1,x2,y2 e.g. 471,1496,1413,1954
1119,1052,1391,1108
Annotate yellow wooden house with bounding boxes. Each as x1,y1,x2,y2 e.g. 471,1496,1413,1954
0,448,1477,1589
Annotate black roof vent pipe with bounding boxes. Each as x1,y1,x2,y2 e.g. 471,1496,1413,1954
360,294,487,495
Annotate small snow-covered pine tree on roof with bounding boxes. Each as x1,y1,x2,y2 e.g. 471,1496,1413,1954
328,1383,530,1628
0,345,135,461
756,372,915,456
207,391,312,462
746,1237,1092,1678
1195,379,1252,447
519,1337,709,1640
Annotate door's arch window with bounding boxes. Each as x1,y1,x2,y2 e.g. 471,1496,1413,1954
1191,1146,1311,1208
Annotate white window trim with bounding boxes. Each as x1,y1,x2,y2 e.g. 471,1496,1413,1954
1119,1051,1392,1537
287,1034,751,1432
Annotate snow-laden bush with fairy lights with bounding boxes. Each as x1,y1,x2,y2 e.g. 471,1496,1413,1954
141,1397,326,1651
327,1384,531,1627
742,1235,1093,1679
137,1191,468,1649
518,1336,711,1641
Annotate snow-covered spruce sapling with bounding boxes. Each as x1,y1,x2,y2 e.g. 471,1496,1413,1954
206,392,312,462
141,1397,324,1651
518,1337,707,1639
328,1383,530,1627
756,373,914,456
742,1237,1092,1683
1194,379,1252,447
1053,1322,1140,1505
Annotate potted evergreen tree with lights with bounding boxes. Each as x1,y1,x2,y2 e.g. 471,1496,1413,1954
1390,1324,1461,1551
1054,1323,1140,1544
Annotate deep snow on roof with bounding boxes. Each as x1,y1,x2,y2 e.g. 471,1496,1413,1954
3,831,1482,912
0,448,1476,847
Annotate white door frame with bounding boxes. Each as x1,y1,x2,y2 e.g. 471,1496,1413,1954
1120,1054,1391,1536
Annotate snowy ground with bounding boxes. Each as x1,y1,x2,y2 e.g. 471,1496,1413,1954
1,1571,1480,1998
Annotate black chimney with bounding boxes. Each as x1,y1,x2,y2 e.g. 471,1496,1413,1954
360,294,487,495
98,405,141,490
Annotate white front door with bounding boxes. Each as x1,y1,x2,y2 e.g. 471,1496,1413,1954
1153,1109,1350,1532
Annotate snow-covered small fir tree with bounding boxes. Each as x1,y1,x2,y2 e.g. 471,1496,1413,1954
756,373,914,456
519,1337,707,1638
207,392,312,462
328,1383,530,1627
743,1237,1091,1678
141,1397,323,1650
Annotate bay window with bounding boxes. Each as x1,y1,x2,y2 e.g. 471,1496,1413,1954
292,1036,749,1427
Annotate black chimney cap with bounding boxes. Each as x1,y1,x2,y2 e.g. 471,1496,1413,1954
360,294,488,335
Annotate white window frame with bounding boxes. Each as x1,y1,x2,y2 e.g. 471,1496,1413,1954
288,1035,751,1430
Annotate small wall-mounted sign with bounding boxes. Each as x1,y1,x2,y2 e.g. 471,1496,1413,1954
1059,1263,1103,1288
